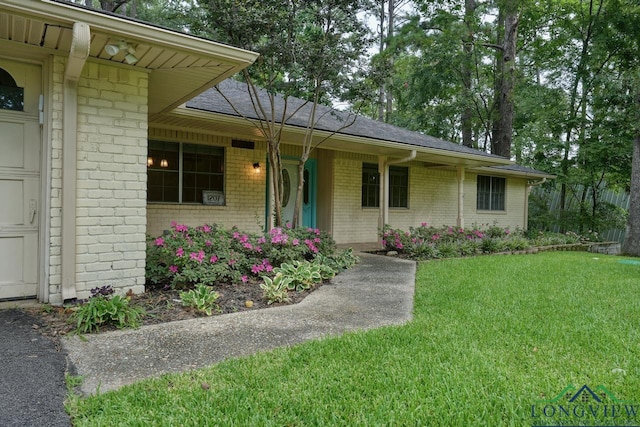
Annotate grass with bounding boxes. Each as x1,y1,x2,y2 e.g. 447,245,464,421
68,252,640,426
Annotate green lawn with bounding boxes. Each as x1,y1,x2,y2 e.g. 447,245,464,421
68,252,640,426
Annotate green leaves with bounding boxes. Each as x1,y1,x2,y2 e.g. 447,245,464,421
179,284,220,316
260,273,292,305
70,295,144,334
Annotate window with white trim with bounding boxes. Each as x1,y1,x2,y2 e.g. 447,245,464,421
361,163,408,208
147,141,224,204
476,175,505,211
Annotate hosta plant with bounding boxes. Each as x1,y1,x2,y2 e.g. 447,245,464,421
179,284,220,316
70,290,144,333
260,273,292,305
274,260,323,291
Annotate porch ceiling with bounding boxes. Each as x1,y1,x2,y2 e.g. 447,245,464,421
0,0,258,115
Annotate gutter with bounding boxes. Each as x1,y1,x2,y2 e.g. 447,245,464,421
61,22,90,301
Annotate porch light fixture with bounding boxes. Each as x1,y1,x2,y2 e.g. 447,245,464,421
253,162,261,172
147,156,154,167
104,40,139,64
160,159,169,168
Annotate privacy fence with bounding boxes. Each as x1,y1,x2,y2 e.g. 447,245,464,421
530,185,629,243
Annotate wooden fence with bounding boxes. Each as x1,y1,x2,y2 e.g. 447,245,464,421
531,185,630,243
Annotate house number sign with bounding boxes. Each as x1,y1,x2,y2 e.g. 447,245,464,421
202,190,225,206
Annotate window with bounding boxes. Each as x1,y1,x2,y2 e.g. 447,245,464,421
147,141,224,204
361,163,409,208
362,163,380,208
389,166,408,208
477,175,506,211
0,68,24,111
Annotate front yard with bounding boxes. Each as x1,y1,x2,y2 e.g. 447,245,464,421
68,252,640,426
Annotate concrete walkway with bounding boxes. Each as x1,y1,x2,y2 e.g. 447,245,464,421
63,253,416,396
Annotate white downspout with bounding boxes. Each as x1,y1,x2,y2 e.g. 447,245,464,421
525,177,547,230
61,22,90,301
380,150,416,229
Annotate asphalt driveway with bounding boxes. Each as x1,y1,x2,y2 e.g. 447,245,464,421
0,309,71,427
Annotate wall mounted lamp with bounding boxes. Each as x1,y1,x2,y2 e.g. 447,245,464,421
105,40,139,64
253,162,261,173
147,156,154,167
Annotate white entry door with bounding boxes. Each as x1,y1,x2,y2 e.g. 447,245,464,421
0,59,41,300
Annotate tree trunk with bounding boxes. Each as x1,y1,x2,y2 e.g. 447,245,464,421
492,3,518,159
622,132,640,255
461,0,475,148
385,0,394,123
377,1,385,122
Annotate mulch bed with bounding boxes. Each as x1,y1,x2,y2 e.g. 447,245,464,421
26,281,321,338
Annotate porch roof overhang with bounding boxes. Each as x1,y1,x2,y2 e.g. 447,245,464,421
0,0,259,116
153,107,515,170
158,107,513,169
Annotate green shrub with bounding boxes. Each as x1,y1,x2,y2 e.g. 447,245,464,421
314,248,359,273
71,293,144,333
260,274,292,305
504,236,531,251
274,260,323,291
179,284,220,316
146,223,337,289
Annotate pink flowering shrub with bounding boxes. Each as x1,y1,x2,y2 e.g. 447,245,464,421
380,223,529,259
146,222,336,289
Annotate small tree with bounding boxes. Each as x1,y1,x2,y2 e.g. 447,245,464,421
198,0,370,228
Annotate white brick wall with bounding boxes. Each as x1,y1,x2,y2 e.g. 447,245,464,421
48,59,148,302
464,173,527,230
331,153,379,245
329,153,530,244
146,131,267,237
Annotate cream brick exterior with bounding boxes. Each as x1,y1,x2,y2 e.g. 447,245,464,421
325,152,531,245
146,130,267,237
48,58,148,302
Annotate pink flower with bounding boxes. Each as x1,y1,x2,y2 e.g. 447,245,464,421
176,247,184,257
314,237,321,243
292,238,300,246
243,242,253,250
228,259,237,266
257,237,266,244
241,275,248,283
251,264,263,274
209,255,218,263
205,240,212,246
381,239,387,246
202,224,211,233
421,222,428,227
169,265,178,274
155,237,164,246
286,223,292,229
189,250,205,263
233,232,240,239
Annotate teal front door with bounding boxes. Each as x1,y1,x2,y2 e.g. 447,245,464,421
279,159,316,228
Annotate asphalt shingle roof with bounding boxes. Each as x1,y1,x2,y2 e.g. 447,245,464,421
187,80,552,177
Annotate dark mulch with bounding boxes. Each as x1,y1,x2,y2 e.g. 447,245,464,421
26,281,321,338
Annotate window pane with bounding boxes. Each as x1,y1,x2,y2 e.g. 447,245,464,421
362,163,380,208
389,166,408,208
0,68,23,111
477,175,505,211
